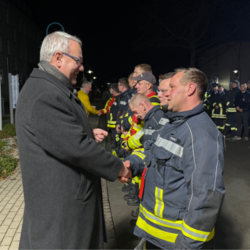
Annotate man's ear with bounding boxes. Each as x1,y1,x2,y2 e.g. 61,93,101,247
53,52,63,68
187,82,196,96
139,102,146,111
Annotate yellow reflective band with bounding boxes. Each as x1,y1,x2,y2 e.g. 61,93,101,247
133,152,146,160
133,148,145,152
112,149,117,156
108,121,117,124
125,113,129,117
151,102,160,106
130,136,141,148
226,102,230,106
182,221,214,242
136,216,178,244
107,124,116,128
219,103,222,108
132,178,136,184
154,187,164,218
140,205,182,230
128,116,132,124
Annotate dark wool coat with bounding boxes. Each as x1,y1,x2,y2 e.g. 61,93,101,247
15,68,123,249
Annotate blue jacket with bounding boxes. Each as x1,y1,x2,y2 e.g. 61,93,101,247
131,104,225,249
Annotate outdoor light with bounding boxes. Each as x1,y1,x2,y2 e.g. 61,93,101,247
87,70,93,74
233,70,238,74
93,76,97,79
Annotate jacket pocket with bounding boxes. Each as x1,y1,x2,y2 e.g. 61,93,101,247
75,173,87,200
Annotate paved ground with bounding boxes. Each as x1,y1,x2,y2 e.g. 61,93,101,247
1,99,250,249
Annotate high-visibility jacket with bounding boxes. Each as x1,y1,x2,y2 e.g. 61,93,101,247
100,96,115,115
107,95,121,129
129,103,225,249
126,92,160,150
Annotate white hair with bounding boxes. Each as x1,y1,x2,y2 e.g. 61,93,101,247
40,31,82,62
81,81,92,88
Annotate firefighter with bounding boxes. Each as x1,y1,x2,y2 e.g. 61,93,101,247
224,80,240,138
123,68,225,249
106,84,121,151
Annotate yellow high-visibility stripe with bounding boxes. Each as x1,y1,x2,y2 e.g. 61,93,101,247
151,102,160,106
182,221,214,242
107,124,116,128
140,205,182,230
154,187,164,218
138,204,214,243
133,152,146,160
136,216,178,244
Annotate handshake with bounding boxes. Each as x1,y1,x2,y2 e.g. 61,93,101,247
117,161,131,183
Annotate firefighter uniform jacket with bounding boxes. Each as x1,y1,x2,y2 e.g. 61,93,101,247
130,103,225,249
122,87,137,131
225,87,240,113
116,89,132,127
126,92,160,150
107,95,121,129
100,96,115,115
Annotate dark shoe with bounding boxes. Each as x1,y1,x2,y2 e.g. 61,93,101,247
122,182,135,193
131,207,139,217
130,219,137,226
124,191,136,201
127,197,140,206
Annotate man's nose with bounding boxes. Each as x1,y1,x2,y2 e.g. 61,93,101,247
79,65,84,72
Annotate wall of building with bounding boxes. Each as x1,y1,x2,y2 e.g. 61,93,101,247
197,42,250,90
0,0,43,101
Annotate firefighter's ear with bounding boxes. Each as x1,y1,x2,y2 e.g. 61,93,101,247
187,82,196,96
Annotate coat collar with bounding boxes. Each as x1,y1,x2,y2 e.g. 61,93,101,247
143,105,161,122
166,103,205,123
30,68,74,98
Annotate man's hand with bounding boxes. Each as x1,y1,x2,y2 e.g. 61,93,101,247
98,111,102,116
121,126,128,136
92,106,96,109
117,161,132,183
215,105,219,109
116,124,121,133
93,129,108,143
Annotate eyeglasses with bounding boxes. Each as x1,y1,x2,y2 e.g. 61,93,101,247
62,53,83,66
158,89,168,94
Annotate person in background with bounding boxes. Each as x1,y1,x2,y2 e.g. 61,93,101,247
232,83,250,141
78,81,99,117
224,80,240,139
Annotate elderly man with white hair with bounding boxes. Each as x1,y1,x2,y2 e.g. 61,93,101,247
15,31,131,249
78,80,99,116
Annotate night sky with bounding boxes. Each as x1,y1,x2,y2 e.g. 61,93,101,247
22,0,250,89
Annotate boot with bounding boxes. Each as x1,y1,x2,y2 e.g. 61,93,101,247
131,207,139,217
127,196,140,206
124,190,136,201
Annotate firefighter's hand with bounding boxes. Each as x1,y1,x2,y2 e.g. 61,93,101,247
122,127,128,136
93,129,108,143
92,106,96,109
215,105,219,109
98,111,102,116
118,161,131,183
116,124,121,133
